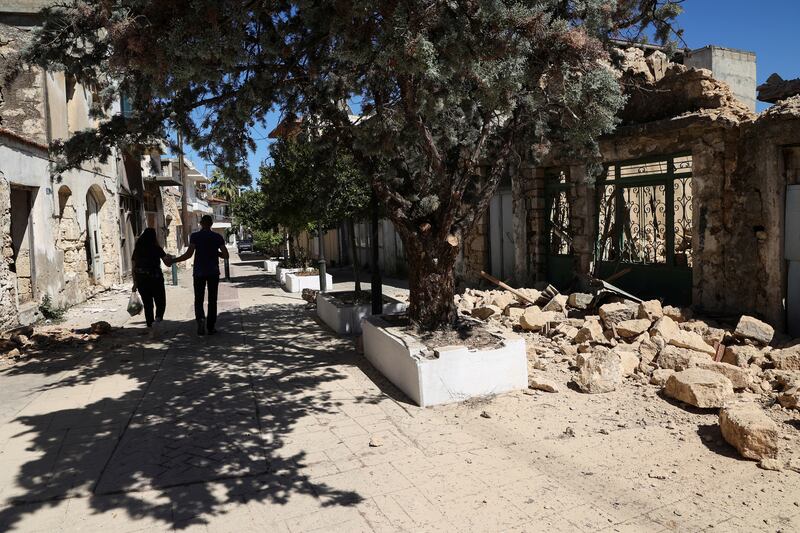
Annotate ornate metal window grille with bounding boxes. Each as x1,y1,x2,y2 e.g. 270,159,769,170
597,154,693,268
545,169,572,256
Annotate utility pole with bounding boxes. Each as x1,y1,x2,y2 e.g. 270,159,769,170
172,113,190,247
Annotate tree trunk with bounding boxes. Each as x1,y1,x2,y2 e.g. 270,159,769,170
347,218,361,297
405,240,458,330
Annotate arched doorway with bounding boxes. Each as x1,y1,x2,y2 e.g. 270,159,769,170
86,186,105,281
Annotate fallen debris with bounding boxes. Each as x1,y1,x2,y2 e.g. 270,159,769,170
720,402,780,461
664,368,734,409
577,347,622,394
528,376,559,393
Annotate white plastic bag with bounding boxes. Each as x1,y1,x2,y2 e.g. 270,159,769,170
127,290,144,317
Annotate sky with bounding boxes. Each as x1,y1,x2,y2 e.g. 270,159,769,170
182,0,800,187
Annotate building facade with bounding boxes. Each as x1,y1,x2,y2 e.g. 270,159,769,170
460,45,800,334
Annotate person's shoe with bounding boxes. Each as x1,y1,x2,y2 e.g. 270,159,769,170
207,326,217,335
155,316,163,323
197,319,206,336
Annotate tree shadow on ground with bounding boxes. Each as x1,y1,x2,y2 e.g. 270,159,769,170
696,423,740,459
0,300,375,530
228,273,285,290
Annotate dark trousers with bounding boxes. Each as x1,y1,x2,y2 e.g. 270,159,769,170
193,275,220,328
136,274,166,327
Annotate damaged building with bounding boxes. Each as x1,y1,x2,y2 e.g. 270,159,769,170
0,2,181,330
462,43,800,335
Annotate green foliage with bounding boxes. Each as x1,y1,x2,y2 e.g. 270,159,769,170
39,294,66,321
230,189,269,233
208,169,242,202
259,135,370,234
252,229,283,255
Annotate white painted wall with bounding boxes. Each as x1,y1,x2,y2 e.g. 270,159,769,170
0,139,120,310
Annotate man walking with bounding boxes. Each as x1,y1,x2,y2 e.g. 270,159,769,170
172,215,229,335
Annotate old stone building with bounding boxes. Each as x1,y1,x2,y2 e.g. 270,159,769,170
0,2,177,330
462,44,800,334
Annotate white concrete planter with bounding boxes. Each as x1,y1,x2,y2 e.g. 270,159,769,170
362,316,528,407
284,272,334,293
316,292,407,335
264,259,280,274
275,267,301,284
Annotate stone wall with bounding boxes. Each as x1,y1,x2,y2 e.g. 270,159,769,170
521,166,546,283
160,187,182,257
511,104,800,331
0,173,17,330
56,185,90,305
459,214,489,285
727,97,800,329
0,24,47,144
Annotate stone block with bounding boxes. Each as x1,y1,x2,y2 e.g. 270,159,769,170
770,346,800,371
650,315,680,342
542,294,568,313
616,319,651,338
637,300,663,322
734,315,774,346
519,308,557,332
664,368,734,408
472,305,501,320
719,402,779,460
650,368,674,387
574,318,605,344
695,361,752,390
668,329,716,356
577,348,622,394
656,345,711,371
599,302,635,328
722,344,759,368
567,293,593,310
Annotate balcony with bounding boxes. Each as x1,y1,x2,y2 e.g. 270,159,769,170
189,198,213,214
144,171,182,187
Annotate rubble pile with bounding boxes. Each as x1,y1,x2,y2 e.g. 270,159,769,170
456,286,800,467
0,322,111,362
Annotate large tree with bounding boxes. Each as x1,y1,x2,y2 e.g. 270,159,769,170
23,0,682,330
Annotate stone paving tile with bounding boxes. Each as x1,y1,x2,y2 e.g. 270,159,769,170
282,504,365,532
313,463,413,500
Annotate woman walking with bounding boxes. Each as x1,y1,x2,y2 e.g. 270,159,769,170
131,228,172,328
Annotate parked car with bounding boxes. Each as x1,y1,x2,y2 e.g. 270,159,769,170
237,238,253,254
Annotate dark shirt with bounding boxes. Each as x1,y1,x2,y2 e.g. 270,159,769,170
190,229,225,277
133,246,166,277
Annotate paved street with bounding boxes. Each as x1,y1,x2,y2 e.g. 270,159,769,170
1,255,799,532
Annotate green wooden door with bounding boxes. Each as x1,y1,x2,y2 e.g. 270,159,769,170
596,154,693,306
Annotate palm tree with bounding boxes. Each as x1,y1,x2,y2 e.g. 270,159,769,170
208,169,240,201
